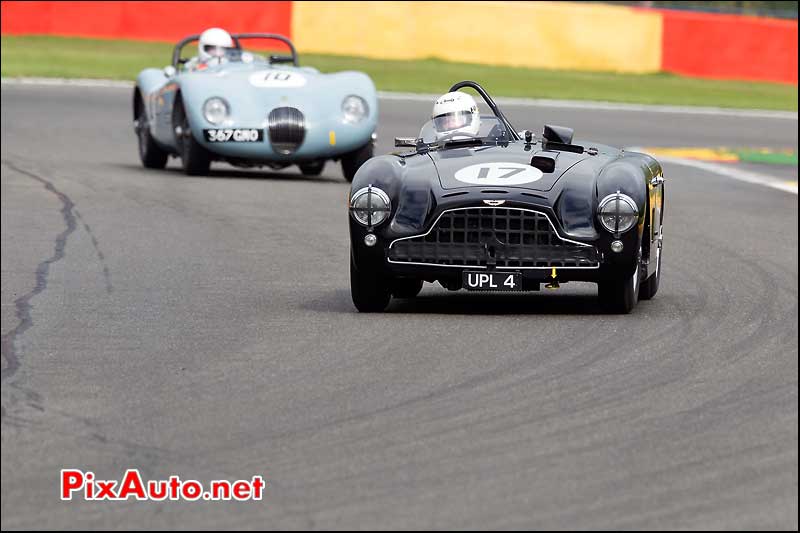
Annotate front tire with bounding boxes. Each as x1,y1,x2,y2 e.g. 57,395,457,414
135,96,168,169
299,160,325,176
392,278,423,299
341,142,374,182
174,98,211,176
598,249,641,314
639,237,662,300
350,252,391,312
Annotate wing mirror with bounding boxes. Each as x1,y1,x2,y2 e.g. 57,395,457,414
543,124,574,145
163,65,177,78
394,137,418,147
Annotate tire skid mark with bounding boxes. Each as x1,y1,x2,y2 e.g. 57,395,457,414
1,160,77,417
74,208,113,293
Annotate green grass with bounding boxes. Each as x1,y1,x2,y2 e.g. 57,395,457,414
2,35,797,110
735,148,798,165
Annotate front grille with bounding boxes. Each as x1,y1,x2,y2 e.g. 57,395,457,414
268,107,305,154
388,208,599,268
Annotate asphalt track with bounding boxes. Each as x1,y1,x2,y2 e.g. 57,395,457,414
1,84,797,530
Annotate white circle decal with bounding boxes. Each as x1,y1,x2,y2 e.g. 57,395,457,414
249,70,307,88
454,162,543,186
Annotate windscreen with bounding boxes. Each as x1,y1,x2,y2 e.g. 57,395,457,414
419,116,510,144
194,48,269,68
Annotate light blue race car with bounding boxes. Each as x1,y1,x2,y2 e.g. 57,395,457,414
133,33,377,180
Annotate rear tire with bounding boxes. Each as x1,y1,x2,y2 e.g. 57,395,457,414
350,252,391,312
392,278,423,299
299,160,325,176
174,98,211,176
341,142,374,182
598,248,641,314
135,96,168,169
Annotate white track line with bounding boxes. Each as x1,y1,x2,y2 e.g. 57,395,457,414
1,77,133,89
2,77,796,120
378,91,798,120
635,152,798,195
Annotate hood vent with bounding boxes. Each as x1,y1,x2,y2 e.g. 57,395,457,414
531,152,558,173
442,191,469,198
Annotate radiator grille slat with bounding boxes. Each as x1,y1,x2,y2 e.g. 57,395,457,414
268,107,305,154
389,208,599,268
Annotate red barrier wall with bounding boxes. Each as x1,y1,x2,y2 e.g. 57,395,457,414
2,1,797,84
0,1,292,42
660,9,797,84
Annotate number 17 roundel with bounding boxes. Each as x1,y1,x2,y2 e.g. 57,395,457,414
454,162,542,186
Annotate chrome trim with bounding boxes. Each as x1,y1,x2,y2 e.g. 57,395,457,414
388,206,599,270
387,260,600,270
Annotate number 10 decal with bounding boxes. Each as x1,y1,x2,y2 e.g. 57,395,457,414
248,70,307,88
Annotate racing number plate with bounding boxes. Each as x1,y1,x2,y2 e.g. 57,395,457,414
463,271,522,291
203,129,264,143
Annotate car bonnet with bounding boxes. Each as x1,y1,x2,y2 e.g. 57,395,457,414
427,144,591,192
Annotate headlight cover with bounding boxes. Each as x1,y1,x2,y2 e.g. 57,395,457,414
342,95,369,124
598,193,638,234
203,97,229,125
350,186,390,227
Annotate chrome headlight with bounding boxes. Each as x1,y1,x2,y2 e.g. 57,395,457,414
350,186,390,226
342,95,368,124
598,193,638,233
203,97,229,125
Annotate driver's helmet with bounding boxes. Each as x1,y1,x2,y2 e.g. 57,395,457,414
431,91,480,140
198,28,234,62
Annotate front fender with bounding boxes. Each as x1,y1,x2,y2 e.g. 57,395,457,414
136,68,170,97
349,152,439,267
596,156,651,212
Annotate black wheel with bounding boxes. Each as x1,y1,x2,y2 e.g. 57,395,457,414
135,95,168,169
299,160,325,176
639,237,662,301
341,142,374,182
174,98,211,176
350,252,391,312
598,248,642,314
392,278,423,299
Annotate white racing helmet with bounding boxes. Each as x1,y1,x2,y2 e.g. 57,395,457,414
431,91,480,140
198,28,234,62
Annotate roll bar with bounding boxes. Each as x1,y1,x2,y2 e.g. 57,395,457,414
449,80,519,141
172,33,299,67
